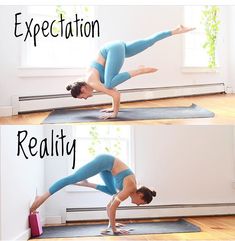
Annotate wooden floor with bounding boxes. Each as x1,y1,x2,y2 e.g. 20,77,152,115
1,94,235,125
30,216,235,241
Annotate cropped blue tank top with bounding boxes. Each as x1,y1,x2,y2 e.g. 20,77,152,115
89,46,109,84
114,168,134,190
90,61,105,83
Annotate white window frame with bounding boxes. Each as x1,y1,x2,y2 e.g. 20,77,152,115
182,6,221,73
18,5,98,77
66,126,135,193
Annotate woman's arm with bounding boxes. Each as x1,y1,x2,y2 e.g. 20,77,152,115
100,88,119,113
108,193,127,234
106,196,114,228
107,188,135,235
89,81,120,119
171,25,195,35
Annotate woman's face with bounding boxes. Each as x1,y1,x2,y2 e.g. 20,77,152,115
77,86,93,99
131,192,146,206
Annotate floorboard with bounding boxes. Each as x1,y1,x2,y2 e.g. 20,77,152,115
29,216,235,241
1,94,235,125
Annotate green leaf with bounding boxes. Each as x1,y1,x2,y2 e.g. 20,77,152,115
200,5,220,68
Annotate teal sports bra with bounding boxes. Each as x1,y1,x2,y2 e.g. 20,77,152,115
114,168,134,190
90,61,105,83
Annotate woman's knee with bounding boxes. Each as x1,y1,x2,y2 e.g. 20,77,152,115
108,188,117,195
104,81,113,89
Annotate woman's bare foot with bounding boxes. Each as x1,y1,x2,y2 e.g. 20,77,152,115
30,196,43,213
115,222,126,227
138,66,158,74
75,179,89,186
30,192,51,213
129,66,158,77
74,179,97,189
172,25,196,35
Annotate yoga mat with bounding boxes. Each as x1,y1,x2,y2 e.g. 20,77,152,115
42,103,215,124
34,219,200,238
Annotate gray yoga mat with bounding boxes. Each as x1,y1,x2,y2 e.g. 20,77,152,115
42,103,214,124
35,219,201,238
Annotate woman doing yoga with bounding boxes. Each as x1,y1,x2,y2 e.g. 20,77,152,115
66,25,195,119
30,154,156,235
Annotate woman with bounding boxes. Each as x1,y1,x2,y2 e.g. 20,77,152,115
30,154,156,235
66,25,195,119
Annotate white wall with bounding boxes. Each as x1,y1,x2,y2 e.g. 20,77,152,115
0,6,22,107
0,6,76,109
228,6,235,91
233,127,235,183
0,5,232,114
0,126,45,241
44,125,235,222
0,127,2,240
134,126,235,204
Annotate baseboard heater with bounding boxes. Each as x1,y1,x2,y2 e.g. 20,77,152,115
13,83,225,115
66,202,235,222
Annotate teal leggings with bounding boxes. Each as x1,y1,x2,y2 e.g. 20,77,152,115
91,30,172,89
49,154,117,196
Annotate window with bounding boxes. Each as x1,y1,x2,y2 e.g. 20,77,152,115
183,6,220,68
22,6,97,68
67,126,133,192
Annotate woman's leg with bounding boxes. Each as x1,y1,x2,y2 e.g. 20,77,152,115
75,171,117,196
96,170,117,195
124,30,172,58
103,43,157,89
30,192,51,213
30,154,114,211
103,41,131,89
48,154,114,194
103,31,172,89
103,26,194,89
125,25,195,57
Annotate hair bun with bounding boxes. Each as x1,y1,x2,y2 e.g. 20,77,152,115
66,84,73,91
151,190,156,197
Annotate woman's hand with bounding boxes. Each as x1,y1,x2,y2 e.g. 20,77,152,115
99,89,120,119
99,112,117,120
100,222,126,235
107,191,131,236
115,222,126,227
113,228,130,235
88,80,121,118
100,107,114,113
172,25,195,35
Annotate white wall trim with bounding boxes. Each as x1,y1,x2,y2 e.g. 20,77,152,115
181,67,220,73
6,209,46,240
12,228,31,241
13,83,225,115
66,203,235,223
45,216,62,225
0,106,13,117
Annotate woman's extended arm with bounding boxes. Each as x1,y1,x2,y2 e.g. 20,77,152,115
107,186,136,234
171,25,195,35
88,81,120,119
108,192,129,234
